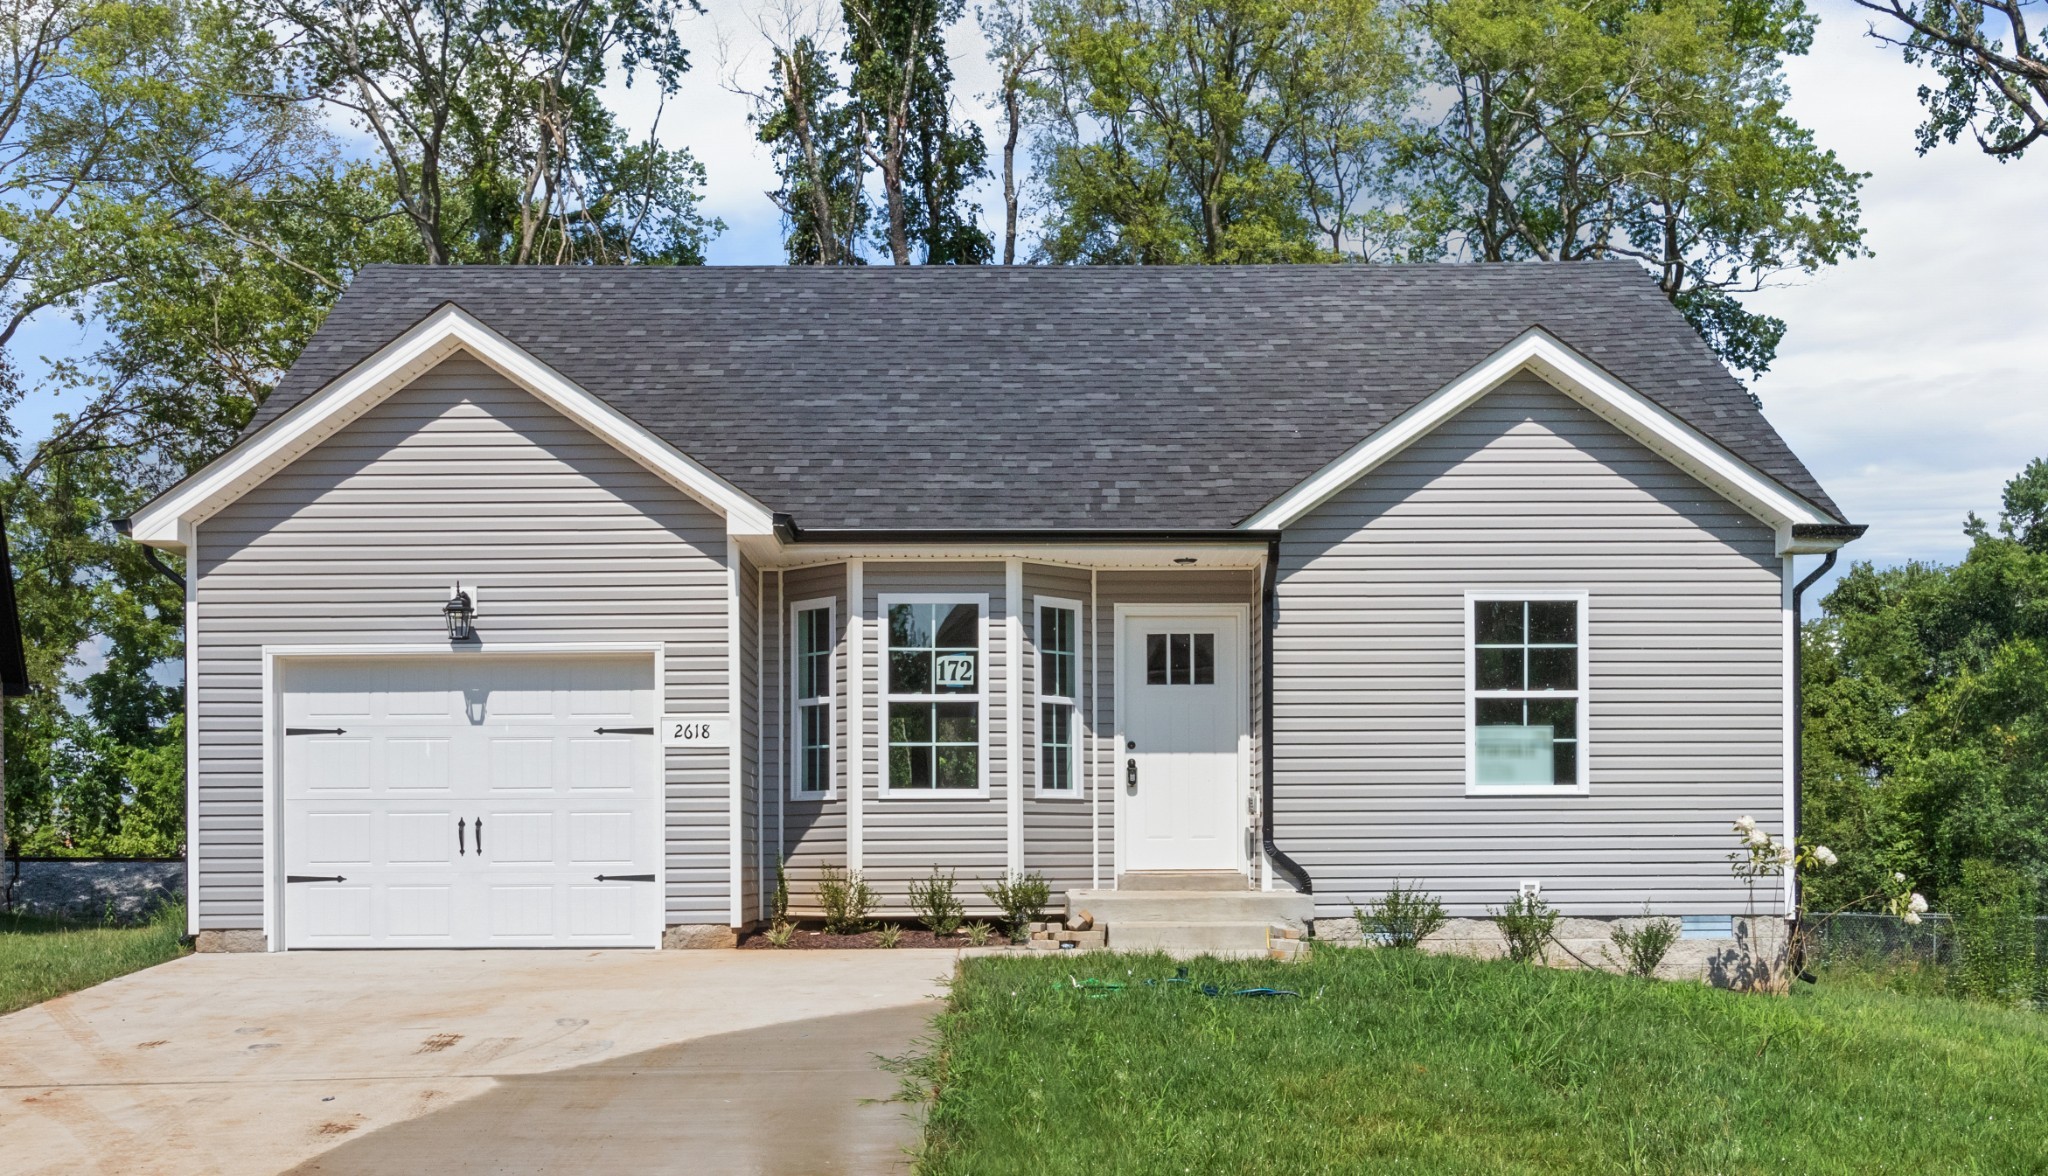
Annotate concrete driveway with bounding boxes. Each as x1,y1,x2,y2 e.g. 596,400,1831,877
0,949,954,1175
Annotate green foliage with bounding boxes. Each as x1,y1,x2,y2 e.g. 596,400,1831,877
1950,860,2041,1008
962,920,994,946
772,859,791,924
1607,913,1682,979
1854,0,2048,159
1491,891,1559,964
876,922,904,948
817,865,878,934
910,867,965,936
0,901,189,1016
764,919,798,948
1401,0,1867,377
1027,0,1410,264
1354,880,1447,949
1801,455,2048,914
753,34,871,264
920,948,2048,1173
983,871,1050,940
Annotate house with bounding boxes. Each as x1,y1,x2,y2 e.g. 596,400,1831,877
126,262,1862,954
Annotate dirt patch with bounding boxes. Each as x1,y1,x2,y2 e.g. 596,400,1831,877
737,925,990,950
316,1121,358,1136
416,1034,463,1054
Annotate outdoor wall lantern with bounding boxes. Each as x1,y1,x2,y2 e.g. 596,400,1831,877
443,583,477,641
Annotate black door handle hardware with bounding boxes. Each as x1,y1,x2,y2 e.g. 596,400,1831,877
286,727,348,736
595,874,656,882
286,875,348,883
457,818,466,855
1126,759,1138,790
594,727,655,735
474,816,483,855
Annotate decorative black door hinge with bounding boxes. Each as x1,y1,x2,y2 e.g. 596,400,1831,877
593,726,655,735
286,874,347,883
285,727,347,736
594,873,656,882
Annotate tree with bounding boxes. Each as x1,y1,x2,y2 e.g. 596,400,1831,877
842,0,990,263
1854,0,2048,159
977,0,1040,264
1027,0,1409,264
1801,456,2048,912
741,3,870,264
263,0,719,264
1402,0,1867,377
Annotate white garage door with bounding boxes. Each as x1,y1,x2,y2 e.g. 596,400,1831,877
280,654,663,949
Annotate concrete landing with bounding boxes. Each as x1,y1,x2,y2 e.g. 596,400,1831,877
1066,886,1315,958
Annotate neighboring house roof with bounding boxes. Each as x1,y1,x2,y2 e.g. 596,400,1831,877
0,522,27,696
239,261,1844,530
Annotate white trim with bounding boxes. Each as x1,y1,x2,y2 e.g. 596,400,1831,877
183,523,199,937
787,595,839,800
846,560,864,873
727,539,744,928
875,592,995,799
752,542,1269,571
1031,595,1085,799
1089,570,1100,889
1242,328,1832,541
755,565,765,923
1005,560,1023,874
129,303,775,546
1782,555,1797,916
1463,590,1592,796
776,571,786,869
261,641,667,952
1110,603,1253,879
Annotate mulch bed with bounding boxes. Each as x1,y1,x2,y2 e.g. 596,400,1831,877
737,925,986,950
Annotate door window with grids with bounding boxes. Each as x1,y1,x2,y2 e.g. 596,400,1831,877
1469,596,1586,790
792,602,835,796
1037,600,1080,793
1145,632,1215,685
885,598,984,792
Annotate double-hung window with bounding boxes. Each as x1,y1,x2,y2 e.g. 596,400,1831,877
1468,594,1588,792
791,600,835,797
1036,599,1081,794
884,596,986,793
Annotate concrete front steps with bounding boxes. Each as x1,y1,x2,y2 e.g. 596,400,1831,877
1065,873,1315,960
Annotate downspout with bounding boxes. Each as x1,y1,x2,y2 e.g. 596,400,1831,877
1788,550,1837,915
1262,537,1311,894
112,518,186,592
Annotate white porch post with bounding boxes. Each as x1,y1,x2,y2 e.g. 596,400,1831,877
848,558,865,875
1006,558,1024,876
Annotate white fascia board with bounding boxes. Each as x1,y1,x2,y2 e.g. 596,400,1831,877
1241,328,1833,541
129,303,775,548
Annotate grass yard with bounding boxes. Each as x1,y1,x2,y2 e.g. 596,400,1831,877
0,903,189,1017
913,947,2048,1175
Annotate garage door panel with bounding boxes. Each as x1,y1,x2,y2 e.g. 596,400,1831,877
282,654,662,949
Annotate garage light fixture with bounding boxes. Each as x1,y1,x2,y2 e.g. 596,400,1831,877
443,583,477,641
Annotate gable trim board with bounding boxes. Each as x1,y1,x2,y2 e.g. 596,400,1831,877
129,303,777,548
1242,328,1838,553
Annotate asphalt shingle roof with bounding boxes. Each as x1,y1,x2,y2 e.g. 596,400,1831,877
250,261,1843,528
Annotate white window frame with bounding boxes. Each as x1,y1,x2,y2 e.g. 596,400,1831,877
878,592,992,798
1034,595,1083,798
789,596,837,799
1464,590,1591,795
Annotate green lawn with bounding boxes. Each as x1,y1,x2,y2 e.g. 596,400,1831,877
913,947,2048,1175
0,903,189,1016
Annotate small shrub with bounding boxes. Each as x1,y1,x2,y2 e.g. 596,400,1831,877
1492,891,1559,964
984,872,1052,942
818,866,877,934
963,921,994,946
1608,912,1681,979
1355,880,1447,949
764,920,797,948
771,860,791,925
910,867,965,936
876,923,904,949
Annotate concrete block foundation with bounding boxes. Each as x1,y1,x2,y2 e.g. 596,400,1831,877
1311,914,1791,988
195,929,266,953
663,924,739,949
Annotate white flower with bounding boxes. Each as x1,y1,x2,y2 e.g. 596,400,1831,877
1733,815,1757,834
1747,828,1770,847
1904,911,1922,926
1893,872,1907,884
1909,893,1928,914
1813,846,1838,868
1777,846,1796,866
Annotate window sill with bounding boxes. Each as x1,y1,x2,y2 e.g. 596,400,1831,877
1031,788,1087,801
875,787,993,800
1464,784,1591,797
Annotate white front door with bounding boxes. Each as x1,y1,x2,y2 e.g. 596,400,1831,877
279,654,663,948
1120,609,1246,873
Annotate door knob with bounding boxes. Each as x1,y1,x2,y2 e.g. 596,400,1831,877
1126,759,1138,792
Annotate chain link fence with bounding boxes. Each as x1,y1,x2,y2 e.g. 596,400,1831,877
1800,912,2048,1008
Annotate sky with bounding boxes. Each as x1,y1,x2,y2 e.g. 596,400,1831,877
16,0,2046,606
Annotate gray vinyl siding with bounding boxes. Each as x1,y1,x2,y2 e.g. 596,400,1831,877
191,354,734,931
1273,379,1787,919
1094,569,1262,883
1022,563,1095,894
860,562,1009,913
777,562,847,917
